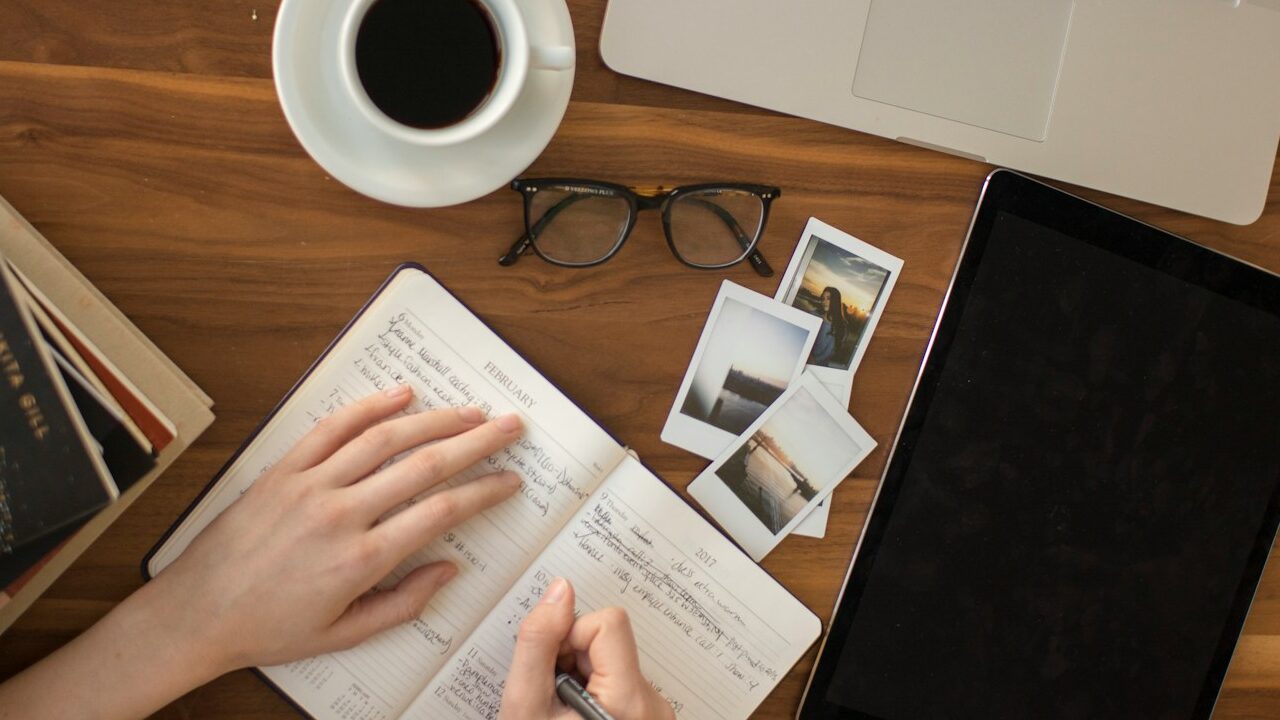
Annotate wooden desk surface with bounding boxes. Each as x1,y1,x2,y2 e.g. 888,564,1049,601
2,2,1279,717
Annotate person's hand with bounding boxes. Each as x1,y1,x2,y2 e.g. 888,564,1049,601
148,384,525,674
499,579,676,720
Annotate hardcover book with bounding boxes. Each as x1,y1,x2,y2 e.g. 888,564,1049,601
148,265,822,720
0,259,117,554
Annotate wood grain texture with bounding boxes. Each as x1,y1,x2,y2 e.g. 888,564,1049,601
1,1,1279,718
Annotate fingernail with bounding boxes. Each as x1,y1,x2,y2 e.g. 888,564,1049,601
385,384,411,398
501,471,522,490
542,578,568,604
457,406,485,423
495,413,523,433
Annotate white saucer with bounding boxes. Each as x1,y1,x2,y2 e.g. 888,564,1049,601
272,0,575,208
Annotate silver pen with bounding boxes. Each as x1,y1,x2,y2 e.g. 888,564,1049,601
555,672,616,720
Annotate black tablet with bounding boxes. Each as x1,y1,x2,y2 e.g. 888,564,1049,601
799,170,1280,720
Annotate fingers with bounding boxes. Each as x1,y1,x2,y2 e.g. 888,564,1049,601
273,385,415,476
312,405,489,488
499,578,576,718
372,471,522,557
324,561,458,650
353,414,524,511
566,607,646,686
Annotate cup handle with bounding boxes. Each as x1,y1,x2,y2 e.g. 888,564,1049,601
530,45,575,71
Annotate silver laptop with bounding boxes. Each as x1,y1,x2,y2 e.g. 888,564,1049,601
600,0,1280,225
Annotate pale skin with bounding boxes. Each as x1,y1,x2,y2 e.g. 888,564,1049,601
0,386,674,720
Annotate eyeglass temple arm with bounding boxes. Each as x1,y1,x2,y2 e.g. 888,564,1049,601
686,197,774,277
498,193,593,266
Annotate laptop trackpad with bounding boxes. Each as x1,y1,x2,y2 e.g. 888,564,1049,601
852,0,1073,142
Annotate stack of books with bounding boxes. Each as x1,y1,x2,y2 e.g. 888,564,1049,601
0,195,213,632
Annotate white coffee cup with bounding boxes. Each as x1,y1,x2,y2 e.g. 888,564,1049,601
337,0,574,147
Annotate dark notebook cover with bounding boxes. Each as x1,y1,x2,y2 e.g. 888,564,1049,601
0,261,114,554
0,521,80,592
49,346,155,492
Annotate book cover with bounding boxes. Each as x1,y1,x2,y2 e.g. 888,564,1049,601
0,260,116,554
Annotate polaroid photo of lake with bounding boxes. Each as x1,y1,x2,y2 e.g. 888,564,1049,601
775,217,903,406
661,281,821,460
688,372,876,561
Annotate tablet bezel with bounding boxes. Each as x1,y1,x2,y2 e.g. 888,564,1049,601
797,169,1280,720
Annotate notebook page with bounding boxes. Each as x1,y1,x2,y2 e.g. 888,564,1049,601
149,267,626,719
406,455,822,720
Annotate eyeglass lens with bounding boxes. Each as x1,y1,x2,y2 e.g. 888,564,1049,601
527,188,631,265
665,189,764,266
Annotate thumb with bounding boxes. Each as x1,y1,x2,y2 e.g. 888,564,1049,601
327,562,458,649
500,578,576,718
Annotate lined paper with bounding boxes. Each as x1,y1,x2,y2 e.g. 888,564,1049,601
406,455,822,719
148,268,626,719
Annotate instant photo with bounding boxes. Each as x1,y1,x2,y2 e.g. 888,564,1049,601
689,372,876,560
661,281,820,460
776,218,903,406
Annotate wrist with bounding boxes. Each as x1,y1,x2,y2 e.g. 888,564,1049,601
111,576,241,688
0,576,240,720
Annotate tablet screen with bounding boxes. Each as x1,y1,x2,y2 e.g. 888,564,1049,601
804,176,1280,720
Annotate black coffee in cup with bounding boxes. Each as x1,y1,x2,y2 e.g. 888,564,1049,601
355,0,502,130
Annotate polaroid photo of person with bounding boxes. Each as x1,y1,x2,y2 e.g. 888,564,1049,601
661,281,821,460
688,371,876,561
775,217,904,406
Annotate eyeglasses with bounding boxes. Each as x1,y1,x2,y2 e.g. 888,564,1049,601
498,179,779,276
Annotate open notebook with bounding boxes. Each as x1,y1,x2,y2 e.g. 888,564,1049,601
146,265,821,720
